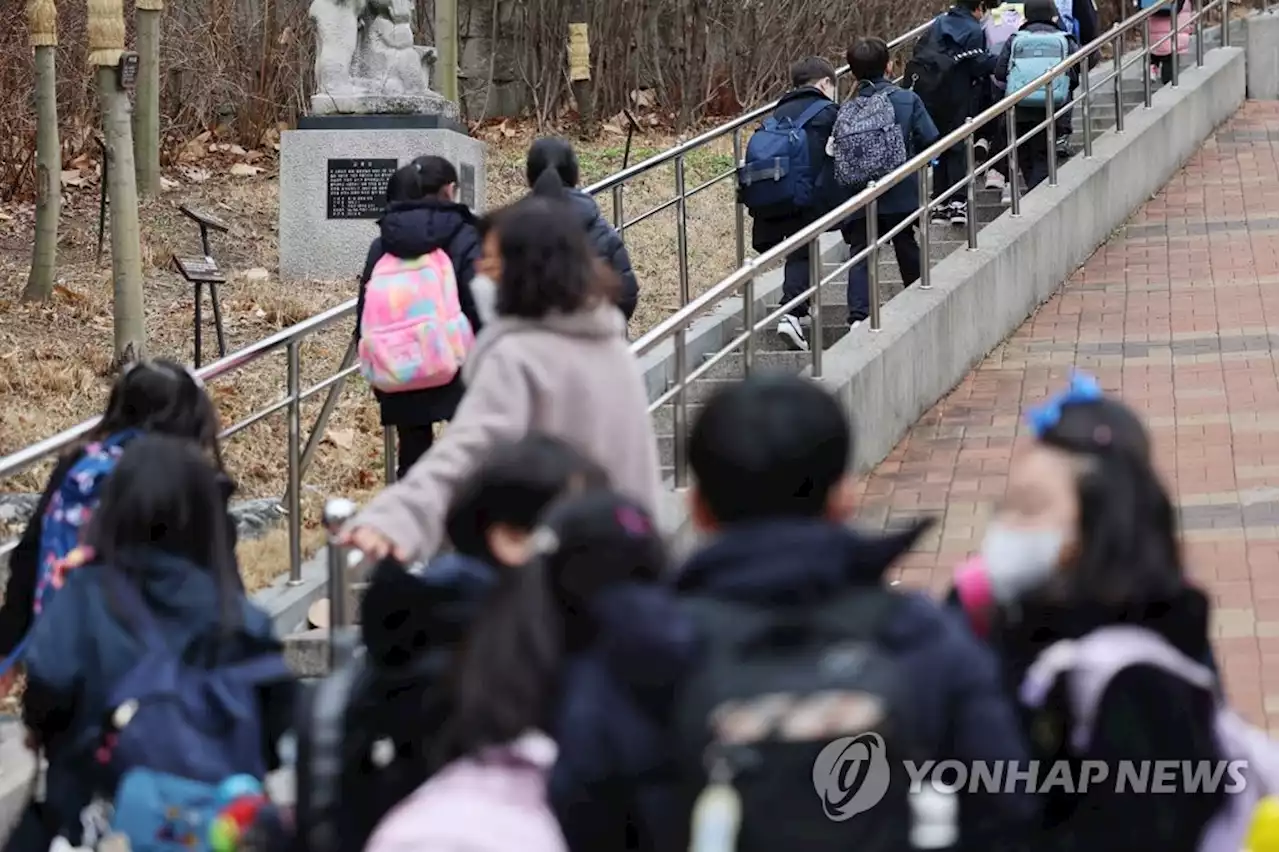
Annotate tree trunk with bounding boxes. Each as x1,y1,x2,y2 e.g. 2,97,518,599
435,0,459,102
97,66,147,362
23,45,60,303
133,6,162,198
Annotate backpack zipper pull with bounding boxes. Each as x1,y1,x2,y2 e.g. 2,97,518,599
688,755,742,852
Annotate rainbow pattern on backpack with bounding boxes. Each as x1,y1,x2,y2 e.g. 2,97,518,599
358,250,475,393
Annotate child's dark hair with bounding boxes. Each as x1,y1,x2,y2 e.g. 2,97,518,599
956,0,988,11
790,56,837,89
481,195,608,319
94,359,224,471
848,37,891,80
435,490,665,762
1023,0,1059,24
385,156,459,205
1037,398,1182,603
525,137,580,189
86,434,242,630
690,374,850,524
445,434,609,562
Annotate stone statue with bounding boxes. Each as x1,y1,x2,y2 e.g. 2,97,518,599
309,0,458,118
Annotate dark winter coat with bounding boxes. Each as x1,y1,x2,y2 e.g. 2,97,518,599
11,552,293,851
0,445,239,658
926,7,1000,128
837,77,940,222
564,189,640,320
291,554,498,852
356,199,483,427
965,585,1225,852
673,519,1038,851
549,583,699,852
750,87,841,250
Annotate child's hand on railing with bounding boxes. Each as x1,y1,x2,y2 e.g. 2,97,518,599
339,525,410,564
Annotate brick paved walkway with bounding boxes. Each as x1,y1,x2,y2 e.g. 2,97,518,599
860,102,1279,733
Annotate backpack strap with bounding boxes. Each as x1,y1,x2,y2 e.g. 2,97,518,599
1018,625,1216,752
792,99,833,131
305,658,364,852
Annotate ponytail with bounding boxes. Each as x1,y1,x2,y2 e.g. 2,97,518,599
531,167,568,201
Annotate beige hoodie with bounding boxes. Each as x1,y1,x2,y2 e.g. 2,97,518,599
351,302,662,560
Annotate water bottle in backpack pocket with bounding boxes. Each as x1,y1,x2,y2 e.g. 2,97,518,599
1020,625,1280,852
673,590,923,852
1006,30,1072,107
88,571,291,851
358,248,476,394
831,88,909,189
737,100,831,219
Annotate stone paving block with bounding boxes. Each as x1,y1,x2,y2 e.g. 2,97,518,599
856,102,1279,730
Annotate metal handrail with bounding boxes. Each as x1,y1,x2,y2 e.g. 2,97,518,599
635,0,1230,488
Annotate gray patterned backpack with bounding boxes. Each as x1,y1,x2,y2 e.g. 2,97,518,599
832,87,908,189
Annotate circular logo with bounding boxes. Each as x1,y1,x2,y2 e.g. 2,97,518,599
811,732,891,821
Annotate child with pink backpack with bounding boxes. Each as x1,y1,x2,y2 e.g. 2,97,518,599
1142,0,1193,84
949,373,1277,852
356,156,483,480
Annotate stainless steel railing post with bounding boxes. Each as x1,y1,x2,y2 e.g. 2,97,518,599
732,128,746,268
672,153,691,489
286,341,302,585
743,267,756,376
675,155,690,310
867,191,882,331
1143,17,1154,107
383,427,397,484
1170,14,1181,88
612,184,625,238
1006,108,1022,216
1046,82,1059,188
322,497,357,670
1114,32,1127,132
918,165,932,289
963,121,979,249
808,245,824,377
1195,0,1206,66
1082,75,1096,158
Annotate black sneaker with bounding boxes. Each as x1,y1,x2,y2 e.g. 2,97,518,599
948,202,968,227
776,314,809,351
930,203,951,226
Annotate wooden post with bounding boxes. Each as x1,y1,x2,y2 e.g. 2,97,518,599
568,5,594,135
435,0,459,103
89,0,146,363
23,0,60,303
134,0,163,197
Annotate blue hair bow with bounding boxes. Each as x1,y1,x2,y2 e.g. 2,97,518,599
1026,371,1104,437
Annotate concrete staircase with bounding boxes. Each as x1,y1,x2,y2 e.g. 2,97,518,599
648,74,1167,476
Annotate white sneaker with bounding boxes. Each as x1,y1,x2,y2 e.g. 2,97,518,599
984,170,1006,191
929,204,951,226
850,319,865,331
776,314,809,351
1000,183,1012,205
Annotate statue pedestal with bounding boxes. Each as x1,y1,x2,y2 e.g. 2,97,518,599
277,113,486,282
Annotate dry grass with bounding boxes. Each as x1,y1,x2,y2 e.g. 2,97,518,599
0,123,744,592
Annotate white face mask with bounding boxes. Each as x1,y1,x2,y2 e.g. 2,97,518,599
469,273,499,325
979,522,1066,604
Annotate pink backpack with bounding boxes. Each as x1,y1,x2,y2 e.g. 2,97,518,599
1021,626,1279,852
358,249,475,393
364,732,567,852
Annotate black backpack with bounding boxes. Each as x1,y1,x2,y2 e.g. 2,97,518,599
672,589,917,852
904,20,986,129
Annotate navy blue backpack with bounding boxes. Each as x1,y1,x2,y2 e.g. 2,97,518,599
90,571,290,850
737,100,830,219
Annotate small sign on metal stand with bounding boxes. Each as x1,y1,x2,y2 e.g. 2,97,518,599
172,204,231,367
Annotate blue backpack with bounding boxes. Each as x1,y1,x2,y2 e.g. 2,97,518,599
93,571,291,850
1007,30,1072,107
0,430,138,680
737,100,831,218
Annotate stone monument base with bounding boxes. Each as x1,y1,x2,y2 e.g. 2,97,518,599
278,114,487,282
